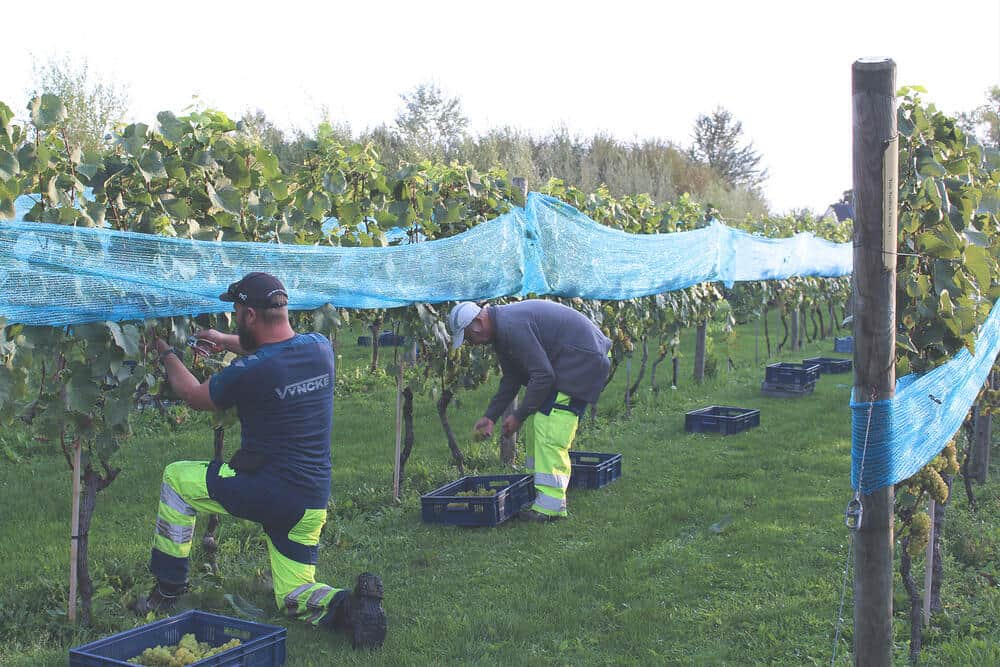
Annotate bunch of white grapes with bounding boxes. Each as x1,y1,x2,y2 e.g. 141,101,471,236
128,633,241,666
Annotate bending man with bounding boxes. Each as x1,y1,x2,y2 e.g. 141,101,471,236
139,271,386,650
448,299,611,521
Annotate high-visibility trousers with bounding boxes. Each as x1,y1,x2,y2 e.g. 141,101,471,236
150,460,346,626
523,392,580,517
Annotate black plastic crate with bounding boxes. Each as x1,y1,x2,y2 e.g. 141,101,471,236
764,362,820,388
69,610,286,666
761,380,816,398
803,356,852,374
834,336,854,353
421,474,533,527
685,406,761,435
569,451,623,489
377,332,406,346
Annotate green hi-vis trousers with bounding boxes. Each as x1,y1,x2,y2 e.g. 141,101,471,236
523,392,580,517
150,460,346,626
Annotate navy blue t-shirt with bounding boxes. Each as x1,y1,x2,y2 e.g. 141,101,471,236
209,333,334,507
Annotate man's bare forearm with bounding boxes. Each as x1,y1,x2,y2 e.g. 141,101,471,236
162,355,202,402
216,333,246,355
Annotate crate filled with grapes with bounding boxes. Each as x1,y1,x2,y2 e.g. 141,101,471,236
69,610,286,666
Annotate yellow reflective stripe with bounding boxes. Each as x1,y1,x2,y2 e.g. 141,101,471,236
157,502,196,528
534,472,571,489
532,491,566,513
217,463,237,479
284,583,314,614
160,483,195,516
156,518,194,544
306,585,334,610
154,533,191,558
288,508,326,547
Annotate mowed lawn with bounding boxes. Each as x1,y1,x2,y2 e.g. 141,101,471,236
2,313,999,666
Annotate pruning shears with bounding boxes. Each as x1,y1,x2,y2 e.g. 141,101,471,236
186,335,218,357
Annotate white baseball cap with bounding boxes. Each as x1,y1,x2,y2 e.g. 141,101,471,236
448,302,482,349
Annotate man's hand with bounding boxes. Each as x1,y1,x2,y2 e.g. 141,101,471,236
153,337,171,355
474,417,494,439
501,414,522,437
192,329,226,356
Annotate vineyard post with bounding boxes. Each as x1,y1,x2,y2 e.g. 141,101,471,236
790,303,799,350
693,322,706,382
68,439,81,623
498,177,528,465
852,57,897,667
393,360,404,501
923,498,935,626
971,372,992,483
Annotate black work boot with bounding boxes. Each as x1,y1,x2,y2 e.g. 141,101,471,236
349,573,386,649
130,580,188,615
517,508,563,523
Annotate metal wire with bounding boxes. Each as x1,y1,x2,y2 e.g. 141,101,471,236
831,536,854,666
832,389,876,665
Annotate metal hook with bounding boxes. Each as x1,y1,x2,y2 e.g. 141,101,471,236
845,498,863,531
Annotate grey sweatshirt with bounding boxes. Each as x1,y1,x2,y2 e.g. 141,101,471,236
483,300,612,423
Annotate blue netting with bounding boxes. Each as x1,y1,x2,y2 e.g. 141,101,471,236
851,299,1000,494
0,192,851,327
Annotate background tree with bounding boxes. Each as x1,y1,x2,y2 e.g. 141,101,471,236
28,55,129,154
393,83,469,162
688,106,768,191
958,85,1000,149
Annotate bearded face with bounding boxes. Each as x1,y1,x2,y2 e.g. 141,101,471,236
236,307,258,352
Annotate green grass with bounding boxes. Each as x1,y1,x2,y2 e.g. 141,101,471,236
2,314,1000,666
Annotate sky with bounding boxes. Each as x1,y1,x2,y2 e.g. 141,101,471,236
3,0,999,214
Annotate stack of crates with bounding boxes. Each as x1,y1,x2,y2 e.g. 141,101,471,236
761,361,820,398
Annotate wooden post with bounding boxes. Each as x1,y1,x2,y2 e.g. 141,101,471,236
500,177,529,465
852,57,897,667
971,372,992,484
625,356,632,417
755,313,760,367
68,438,81,624
393,361,404,501
693,322,707,382
923,498,935,626
790,305,799,351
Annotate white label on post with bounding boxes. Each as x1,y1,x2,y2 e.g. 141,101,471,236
883,134,899,272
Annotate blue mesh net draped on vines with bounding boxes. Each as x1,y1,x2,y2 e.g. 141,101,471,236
0,192,852,327
850,299,1000,495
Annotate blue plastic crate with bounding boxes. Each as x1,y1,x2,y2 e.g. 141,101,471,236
760,380,815,398
421,474,533,526
685,405,760,435
69,610,286,666
802,356,852,374
834,336,854,353
764,362,820,387
569,451,622,489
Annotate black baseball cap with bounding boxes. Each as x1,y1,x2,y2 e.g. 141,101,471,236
220,272,288,308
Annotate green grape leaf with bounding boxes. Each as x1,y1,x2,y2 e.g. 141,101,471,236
29,94,67,130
